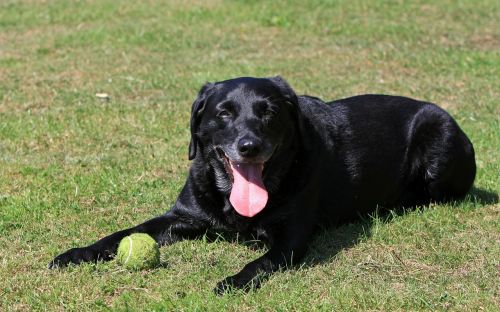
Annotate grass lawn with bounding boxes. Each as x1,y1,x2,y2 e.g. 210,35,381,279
1,0,499,310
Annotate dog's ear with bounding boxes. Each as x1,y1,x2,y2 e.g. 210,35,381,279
269,76,311,150
189,82,214,160
269,76,298,105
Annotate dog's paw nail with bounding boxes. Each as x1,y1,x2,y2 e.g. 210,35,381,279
213,279,233,296
48,257,63,269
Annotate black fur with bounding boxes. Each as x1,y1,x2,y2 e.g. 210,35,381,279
49,76,476,294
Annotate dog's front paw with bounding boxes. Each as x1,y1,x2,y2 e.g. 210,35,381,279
48,247,103,269
213,275,261,296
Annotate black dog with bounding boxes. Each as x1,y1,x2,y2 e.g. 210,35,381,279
49,76,476,294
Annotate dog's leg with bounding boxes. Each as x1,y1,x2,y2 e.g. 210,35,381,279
214,216,315,295
48,209,208,268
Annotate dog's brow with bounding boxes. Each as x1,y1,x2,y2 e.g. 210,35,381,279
262,94,280,102
253,100,269,108
216,100,236,110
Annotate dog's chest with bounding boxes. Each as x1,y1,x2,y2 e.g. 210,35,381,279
219,200,261,230
221,200,252,231
218,200,277,246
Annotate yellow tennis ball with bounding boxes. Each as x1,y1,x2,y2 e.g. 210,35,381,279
116,233,160,270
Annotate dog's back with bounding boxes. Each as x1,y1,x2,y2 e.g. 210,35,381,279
297,94,476,223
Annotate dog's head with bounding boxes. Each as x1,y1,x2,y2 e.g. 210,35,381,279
188,76,303,218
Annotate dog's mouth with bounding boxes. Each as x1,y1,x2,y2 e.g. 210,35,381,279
215,147,269,218
216,148,234,180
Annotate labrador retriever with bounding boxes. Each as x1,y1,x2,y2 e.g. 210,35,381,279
49,76,476,294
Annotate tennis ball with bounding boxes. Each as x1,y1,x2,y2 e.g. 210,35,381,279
116,233,160,270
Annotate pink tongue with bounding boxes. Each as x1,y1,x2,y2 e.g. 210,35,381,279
229,162,268,217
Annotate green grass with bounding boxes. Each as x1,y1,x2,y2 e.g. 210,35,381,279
1,0,499,310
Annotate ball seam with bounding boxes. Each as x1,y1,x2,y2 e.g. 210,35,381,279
124,236,133,264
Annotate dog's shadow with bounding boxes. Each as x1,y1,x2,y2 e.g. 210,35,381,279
303,186,498,267
205,187,497,271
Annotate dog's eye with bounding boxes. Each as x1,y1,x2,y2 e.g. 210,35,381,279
217,110,232,118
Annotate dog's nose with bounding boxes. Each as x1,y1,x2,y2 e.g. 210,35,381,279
237,137,263,158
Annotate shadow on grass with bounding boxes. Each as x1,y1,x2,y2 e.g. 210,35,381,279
302,186,498,267
202,187,497,278
468,186,499,205
304,221,370,267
